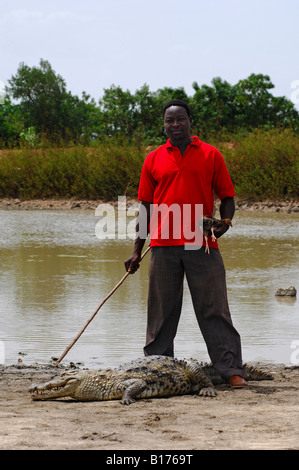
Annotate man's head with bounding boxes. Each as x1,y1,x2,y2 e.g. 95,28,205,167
162,100,191,119
163,100,192,146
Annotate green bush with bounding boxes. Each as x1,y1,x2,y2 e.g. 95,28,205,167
0,141,145,200
0,130,298,201
222,129,299,200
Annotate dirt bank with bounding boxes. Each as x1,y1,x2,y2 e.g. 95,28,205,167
0,197,298,213
0,362,298,450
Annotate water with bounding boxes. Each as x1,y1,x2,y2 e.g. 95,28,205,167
0,208,298,368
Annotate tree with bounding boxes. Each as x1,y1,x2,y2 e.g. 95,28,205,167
8,59,70,140
98,85,136,138
7,59,103,143
64,91,102,143
190,74,299,137
133,84,159,142
191,78,237,137
98,84,190,143
4,61,299,145
233,73,299,130
0,95,24,146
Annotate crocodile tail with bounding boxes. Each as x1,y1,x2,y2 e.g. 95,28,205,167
243,364,274,381
201,363,274,383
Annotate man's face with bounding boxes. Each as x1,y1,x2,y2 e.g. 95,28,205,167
163,106,191,145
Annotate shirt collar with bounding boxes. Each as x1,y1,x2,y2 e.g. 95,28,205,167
166,136,201,149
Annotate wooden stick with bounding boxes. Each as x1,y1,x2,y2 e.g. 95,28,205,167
54,246,151,367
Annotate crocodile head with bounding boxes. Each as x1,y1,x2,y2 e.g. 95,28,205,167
29,371,82,400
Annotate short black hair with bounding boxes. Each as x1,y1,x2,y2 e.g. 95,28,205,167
163,100,191,118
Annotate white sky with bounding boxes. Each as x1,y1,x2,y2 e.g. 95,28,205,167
1,0,299,106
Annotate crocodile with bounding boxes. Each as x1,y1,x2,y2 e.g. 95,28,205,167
28,355,273,405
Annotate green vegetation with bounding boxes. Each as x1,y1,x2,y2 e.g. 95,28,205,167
0,129,298,201
2,59,299,146
0,141,145,200
221,129,299,200
0,59,298,201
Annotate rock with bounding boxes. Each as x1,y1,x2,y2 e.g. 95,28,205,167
275,286,297,297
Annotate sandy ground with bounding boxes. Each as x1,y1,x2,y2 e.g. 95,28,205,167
0,362,298,451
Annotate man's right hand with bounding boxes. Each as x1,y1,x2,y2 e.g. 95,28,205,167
124,252,142,274
124,201,151,274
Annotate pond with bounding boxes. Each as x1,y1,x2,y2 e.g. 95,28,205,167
0,208,298,368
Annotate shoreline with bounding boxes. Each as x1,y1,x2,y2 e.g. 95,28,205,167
0,197,298,213
1,361,298,450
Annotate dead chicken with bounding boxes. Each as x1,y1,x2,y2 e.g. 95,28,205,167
201,216,232,254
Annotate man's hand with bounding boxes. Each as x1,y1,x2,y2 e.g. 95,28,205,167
212,219,231,239
217,197,235,238
124,252,142,274
124,201,151,274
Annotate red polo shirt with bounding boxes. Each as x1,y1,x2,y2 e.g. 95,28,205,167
138,136,235,248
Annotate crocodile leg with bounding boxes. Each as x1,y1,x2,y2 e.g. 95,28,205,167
120,379,147,405
186,361,217,397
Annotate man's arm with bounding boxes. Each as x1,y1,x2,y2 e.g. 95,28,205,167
124,201,151,273
214,197,235,238
220,196,235,219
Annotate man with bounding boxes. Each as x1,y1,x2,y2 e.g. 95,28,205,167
124,99,247,388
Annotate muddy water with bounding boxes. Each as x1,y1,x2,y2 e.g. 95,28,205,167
0,209,298,368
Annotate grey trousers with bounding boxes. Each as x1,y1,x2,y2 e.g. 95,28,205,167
144,246,244,379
